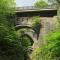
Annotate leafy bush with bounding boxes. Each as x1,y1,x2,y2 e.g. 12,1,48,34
34,0,48,8
32,16,41,38
0,24,25,60
16,28,34,60
0,0,26,60
17,29,34,51
31,31,60,60
32,16,40,27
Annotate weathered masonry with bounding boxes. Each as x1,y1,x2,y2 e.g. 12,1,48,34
15,7,57,36
14,7,58,47
15,8,57,25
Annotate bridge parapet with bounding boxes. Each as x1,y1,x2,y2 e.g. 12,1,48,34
15,16,33,26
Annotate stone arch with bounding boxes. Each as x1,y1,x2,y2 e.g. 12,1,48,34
15,25,37,33
15,25,38,42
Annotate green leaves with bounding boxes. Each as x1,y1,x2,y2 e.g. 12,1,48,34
31,31,60,60
34,0,48,8
0,0,25,60
0,0,15,14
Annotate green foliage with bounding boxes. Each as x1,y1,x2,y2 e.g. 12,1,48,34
45,31,60,57
0,24,25,60
32,16,41,36
16,28,34,59
48,0,60,4
0,0,15,14
48,0,60,25
0,0,15,26
17,29,34,49
0,0,25,60
31,31,60,60
21,35,32,47
32,16,40,27
31,0,60,60
34,0,48,8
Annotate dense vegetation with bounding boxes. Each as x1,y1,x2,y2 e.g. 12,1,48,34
1,0,60,60
0,0,32,60
31,0,60,60
31,31,60,60
34,0,48,8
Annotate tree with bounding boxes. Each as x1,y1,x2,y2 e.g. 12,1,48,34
0,0,33,60
31,0,60,60
0,0,15,26
0,0,25,60
48,0,60,4
48,0,60,21
34,0,48,8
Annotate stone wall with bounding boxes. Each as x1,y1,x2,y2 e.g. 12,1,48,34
32,16,59,49
37,16,59,46
15,16,59,49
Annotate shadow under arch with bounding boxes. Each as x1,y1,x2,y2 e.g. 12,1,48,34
19,32,34,60
15,25,38,60
20,33,34,46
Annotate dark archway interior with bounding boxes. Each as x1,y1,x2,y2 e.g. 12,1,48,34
20,33,34,46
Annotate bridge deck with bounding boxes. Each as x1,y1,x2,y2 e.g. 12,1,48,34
16,8,57,17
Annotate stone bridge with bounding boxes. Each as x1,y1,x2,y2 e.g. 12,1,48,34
13,7,58,47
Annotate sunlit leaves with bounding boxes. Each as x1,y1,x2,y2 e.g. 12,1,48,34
34,0,48,8
0,0,15,14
